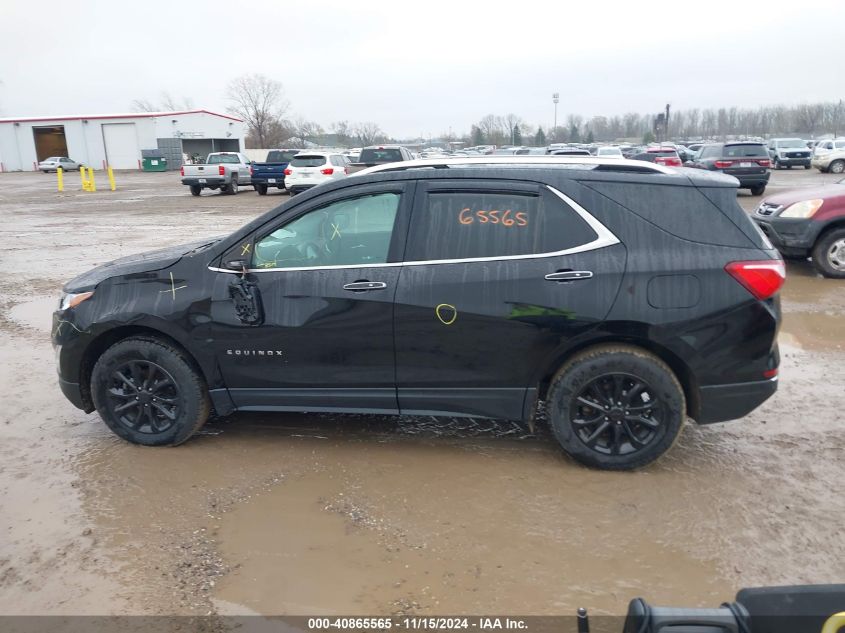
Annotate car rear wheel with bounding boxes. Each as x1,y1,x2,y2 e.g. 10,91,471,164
91,337,210,446
189,185,202,196
546,344,685,470
812,228,845,279
773,158,780,169
804,165,811,170
750,185,766,196
255,184,268,195
829,160,845,174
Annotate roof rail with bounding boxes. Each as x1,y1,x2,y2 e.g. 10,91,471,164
353,156,676,177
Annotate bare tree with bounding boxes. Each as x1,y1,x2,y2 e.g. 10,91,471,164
226,74,290,148
130,92,194,113
130,98,157,113
353,122,384,147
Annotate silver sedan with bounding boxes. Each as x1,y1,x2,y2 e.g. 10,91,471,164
38,157,83,172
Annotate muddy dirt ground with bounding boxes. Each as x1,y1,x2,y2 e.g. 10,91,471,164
0,168,843,618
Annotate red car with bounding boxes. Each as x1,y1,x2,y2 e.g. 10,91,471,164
752,177,845,277
631,147,683,167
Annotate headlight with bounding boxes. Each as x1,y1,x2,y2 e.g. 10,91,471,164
59,291,94,311
780,199,823,219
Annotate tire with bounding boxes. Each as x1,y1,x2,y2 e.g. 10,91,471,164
786,164,793,169
804,165,811,170
189,185,202,197
90,337,210,446
811,228,845,279
750,185,766,196
545,344,685,470
255,184,268,195
228,178,239,195
773,158,780,169
829,160,845,175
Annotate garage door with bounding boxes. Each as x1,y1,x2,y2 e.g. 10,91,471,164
102,123,140,169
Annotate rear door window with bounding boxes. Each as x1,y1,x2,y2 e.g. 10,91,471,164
405,186,597,262
290,155,327,168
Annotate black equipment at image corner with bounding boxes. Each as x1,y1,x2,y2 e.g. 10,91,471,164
577,585,845,633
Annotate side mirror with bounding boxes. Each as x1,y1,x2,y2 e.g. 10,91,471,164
225,258,249,271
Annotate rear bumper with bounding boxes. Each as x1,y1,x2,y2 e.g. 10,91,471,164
697,377,778,424
182,177,226,186
252,176,286,187
288,184,317,193
732,172,770,188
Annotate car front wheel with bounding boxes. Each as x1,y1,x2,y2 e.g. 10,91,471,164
91,337,210,446
546,344,685,470
812,228,845,279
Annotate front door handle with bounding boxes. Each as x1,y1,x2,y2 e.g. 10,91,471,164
342,281,387,291
545,270,593,282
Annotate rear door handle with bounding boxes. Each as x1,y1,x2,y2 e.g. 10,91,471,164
545,271,593,282
342,281,387,291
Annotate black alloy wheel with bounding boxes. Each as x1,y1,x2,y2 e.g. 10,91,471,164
105,360,180,434
569,373,663,456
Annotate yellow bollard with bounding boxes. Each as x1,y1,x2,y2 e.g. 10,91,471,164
88,167,96,192
57,167,64,192
107,166,116,191
80,167,89,191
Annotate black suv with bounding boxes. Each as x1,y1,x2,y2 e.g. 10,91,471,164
686,142,771,195
53,158,784,470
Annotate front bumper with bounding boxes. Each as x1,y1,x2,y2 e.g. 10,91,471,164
775,156,811,166
58,376,88,411
697,377,778,424
811,157,831,170
752,215,820,254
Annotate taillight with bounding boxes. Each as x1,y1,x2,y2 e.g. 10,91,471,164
218,165,225,176
320,168,334,175
757,159,771,167
725,260,786,300
284,168,292,176
180,166,184,176
667,157,682,166
249,166,254,176
714,160,734,168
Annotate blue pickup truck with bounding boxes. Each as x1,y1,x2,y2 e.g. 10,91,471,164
250,149,300,195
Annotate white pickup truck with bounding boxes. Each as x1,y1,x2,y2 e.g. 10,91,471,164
181,152,253,196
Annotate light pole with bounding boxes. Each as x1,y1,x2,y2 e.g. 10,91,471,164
553,93,559,139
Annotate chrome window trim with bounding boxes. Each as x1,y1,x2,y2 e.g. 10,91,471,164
208,185,620,274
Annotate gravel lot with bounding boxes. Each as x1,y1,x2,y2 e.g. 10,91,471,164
0,167,843,617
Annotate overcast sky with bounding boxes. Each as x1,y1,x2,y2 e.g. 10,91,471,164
1,0,842,137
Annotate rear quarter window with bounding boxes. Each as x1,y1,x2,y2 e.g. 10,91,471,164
405,188,597,261
583,181,753,248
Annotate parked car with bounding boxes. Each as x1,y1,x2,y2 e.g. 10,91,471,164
38,157,83,172
596,146,623,158
250,149,300,195
347,145,414,174
53,156,783,470
811,138,845,174
547,148,592,156
631,148,683,167
753,177,845,277
283,151,350,195
181,152,252,196
686,142,771,196
767,138,812,169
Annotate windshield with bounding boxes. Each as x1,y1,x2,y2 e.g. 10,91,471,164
777,139,807,148
266,151,298,162
359,148,402,163
207,154,241,164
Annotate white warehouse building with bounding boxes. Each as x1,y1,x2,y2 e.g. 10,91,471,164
0,109,246,172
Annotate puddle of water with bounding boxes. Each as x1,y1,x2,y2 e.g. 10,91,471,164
8,296,57,332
